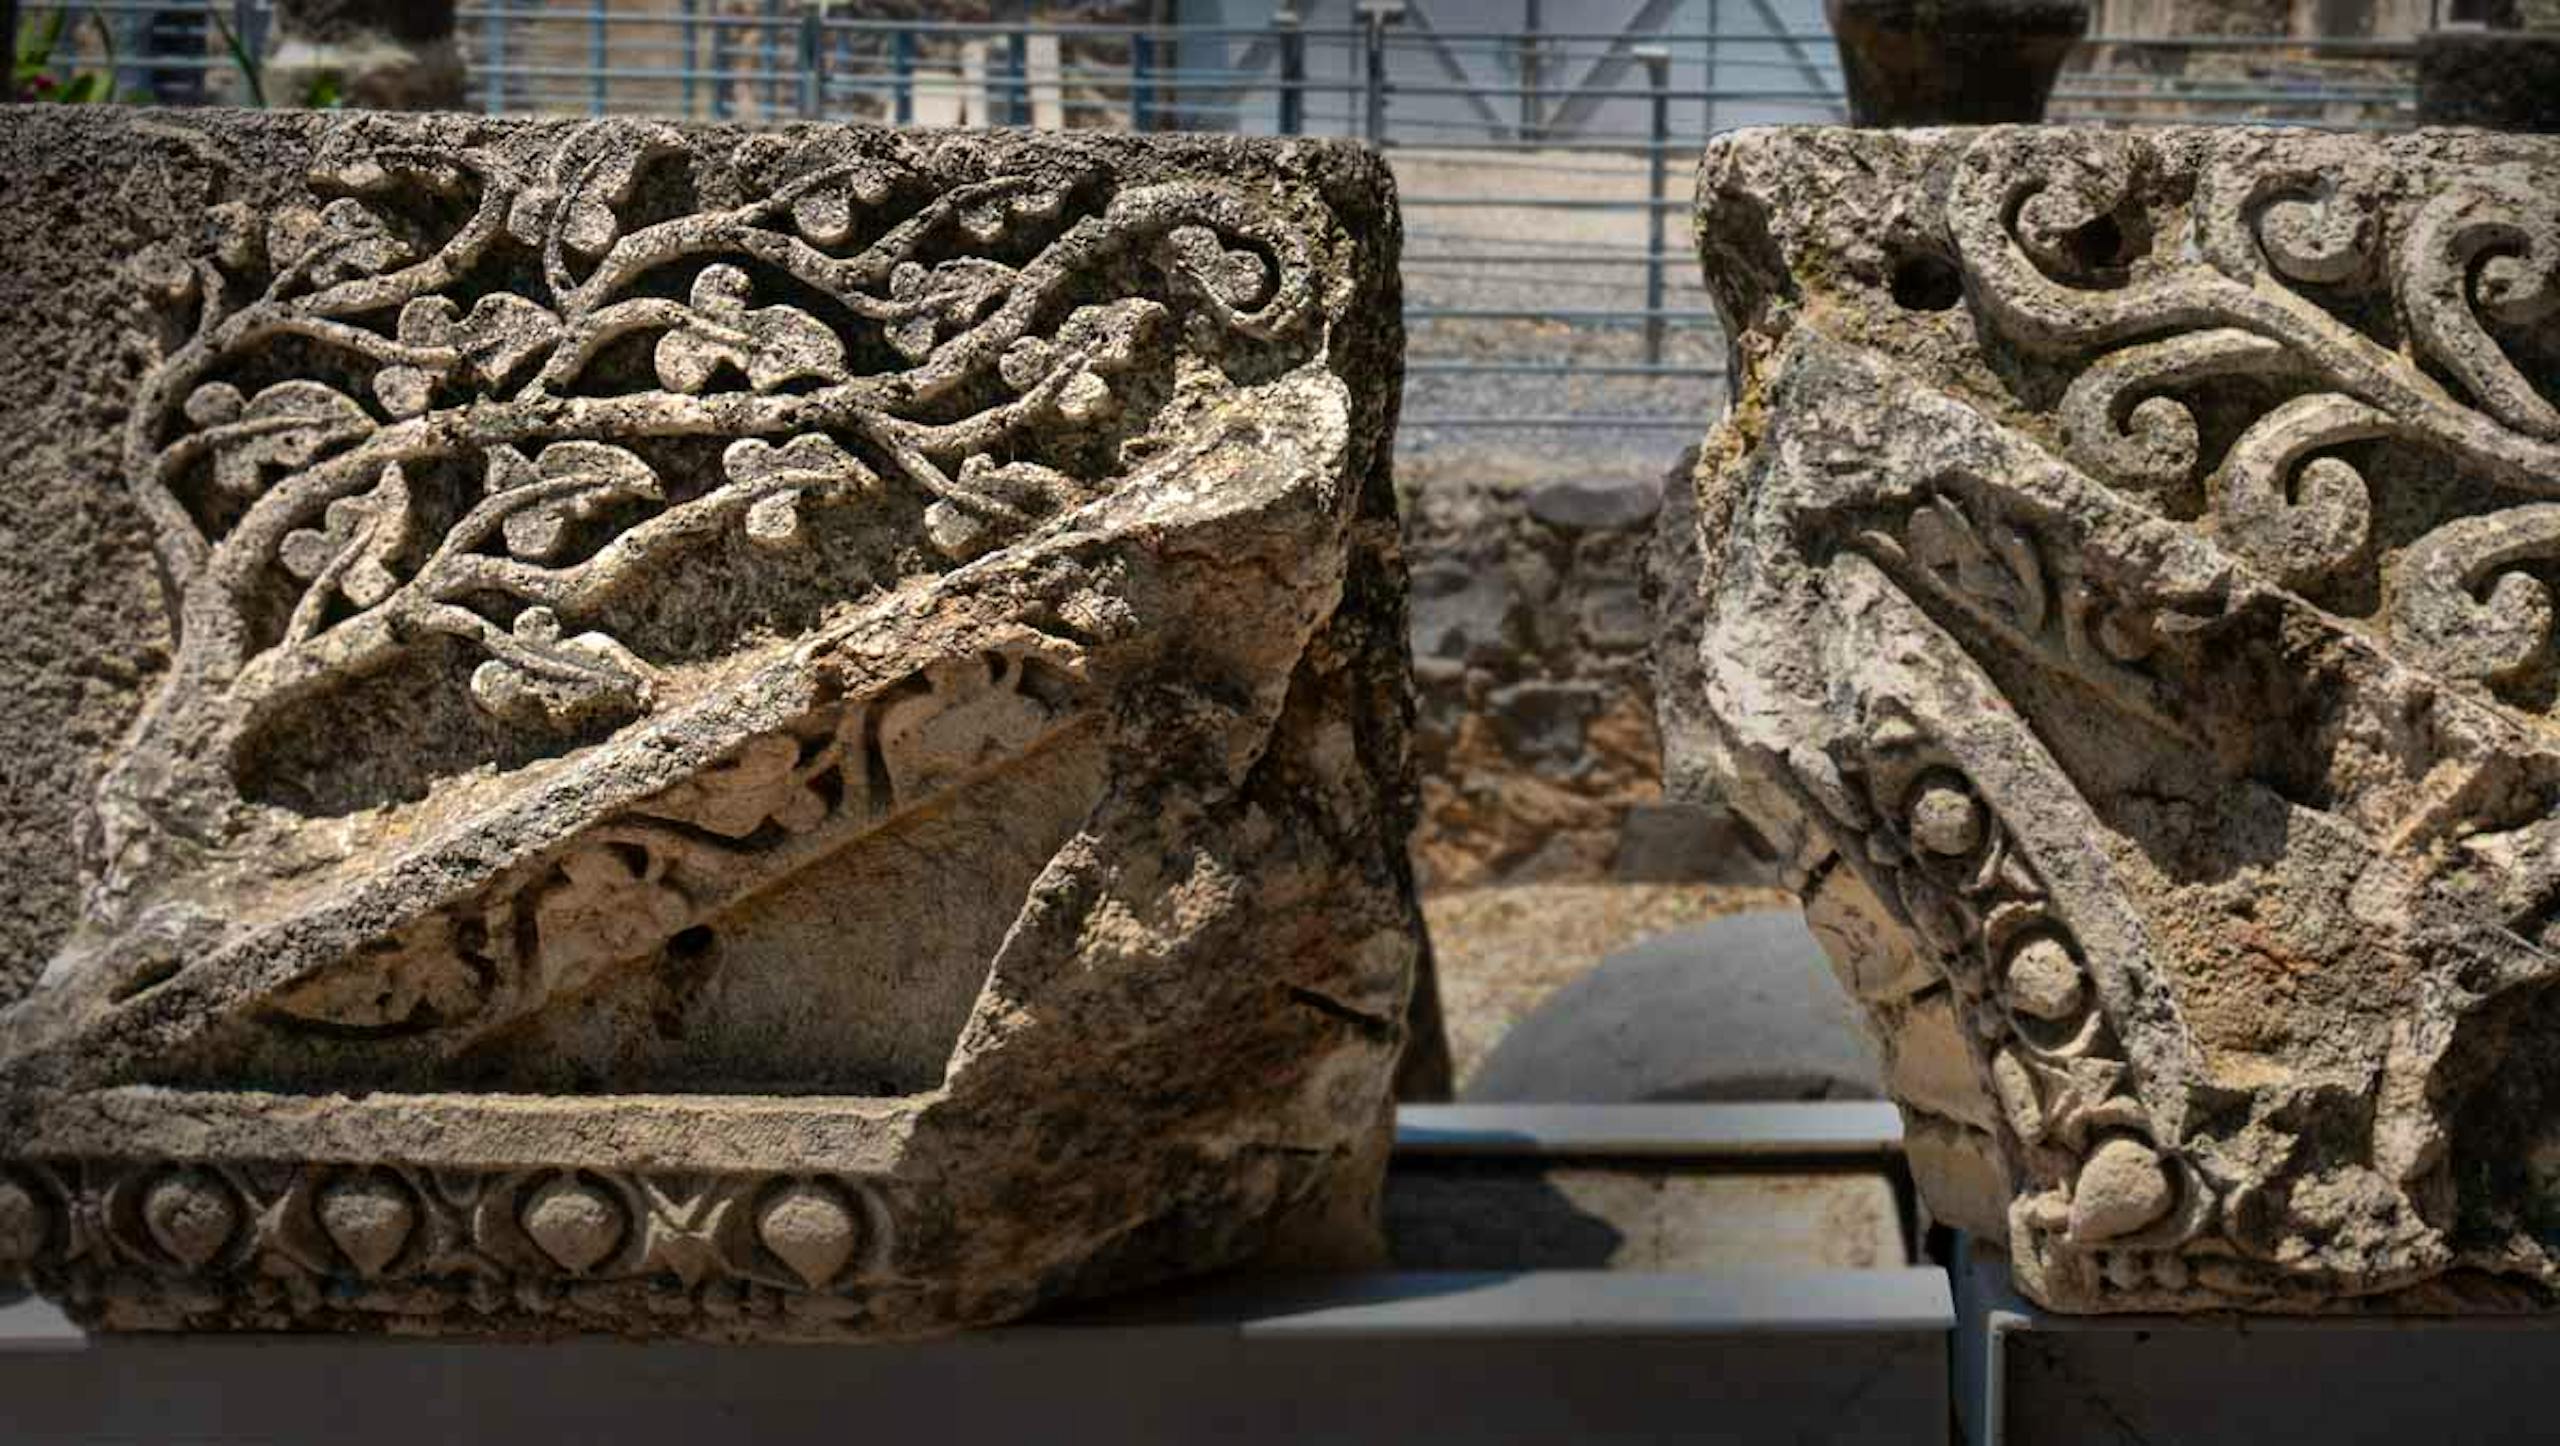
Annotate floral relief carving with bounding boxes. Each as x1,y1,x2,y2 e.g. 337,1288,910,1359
99,120,1320,913
1948,130,2560,701
0,1155,889,1333
1692,127,2560,1312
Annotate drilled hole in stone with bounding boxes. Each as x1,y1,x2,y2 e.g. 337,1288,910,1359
1890,253,1963,312
2069,215,2130,271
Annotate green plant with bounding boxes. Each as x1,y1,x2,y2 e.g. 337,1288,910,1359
204,3,266,106
12,6,121,104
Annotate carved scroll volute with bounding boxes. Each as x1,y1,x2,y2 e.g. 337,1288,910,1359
2402,180,2560,442
2391,504,2560,689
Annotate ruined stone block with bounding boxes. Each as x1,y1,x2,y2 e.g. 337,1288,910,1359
1677,126,2560,1311
0,108,1422,1339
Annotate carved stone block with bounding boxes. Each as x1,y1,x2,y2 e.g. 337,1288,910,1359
0,108,1421,1339
1678,126,2560,1311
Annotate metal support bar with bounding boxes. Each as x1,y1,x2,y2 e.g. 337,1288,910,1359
589,0,608,116
1131,30,1154,131
1518,0,1543,142
891,26,913,125
1739,0,1841,118
1542,0,1680,139
1399,0,1513,140
1641,46,1670,364
1275,8,1305,134
681,0,698,118
1007,26,1030,125
1359,2,1402,143
483,0,506,114
796,4,821,119
762,0,783,117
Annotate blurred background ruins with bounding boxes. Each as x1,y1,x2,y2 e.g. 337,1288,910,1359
9,0,2536,1092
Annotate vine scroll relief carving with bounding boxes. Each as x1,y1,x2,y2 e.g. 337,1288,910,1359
94,118,1321,915
0,113,1420,1340
1685,126,2560,1312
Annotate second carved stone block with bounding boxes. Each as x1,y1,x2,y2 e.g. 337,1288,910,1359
1672,125,2560,1312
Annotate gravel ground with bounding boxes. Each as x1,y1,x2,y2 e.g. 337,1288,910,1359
1424,881,1798,1089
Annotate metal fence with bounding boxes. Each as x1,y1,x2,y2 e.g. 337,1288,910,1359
14,1,2427,467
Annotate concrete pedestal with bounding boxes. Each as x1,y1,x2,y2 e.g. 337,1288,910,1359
1955,1236,2560,1445
2,1105,1954,1445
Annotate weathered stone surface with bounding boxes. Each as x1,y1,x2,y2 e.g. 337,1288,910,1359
0,107,1423,1339
1679,126,2560,1312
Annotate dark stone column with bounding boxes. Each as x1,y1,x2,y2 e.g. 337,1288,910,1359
266,0,466,111
1824,0,2091,125
2418,29,2560,132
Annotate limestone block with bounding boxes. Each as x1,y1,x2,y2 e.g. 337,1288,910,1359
1678,126,2560,1312
0,109,1421,1340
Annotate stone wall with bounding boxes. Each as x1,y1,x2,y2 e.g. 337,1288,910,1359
1402,469,1764,889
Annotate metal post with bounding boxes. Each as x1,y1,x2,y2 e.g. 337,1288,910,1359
1131,30,1155,131
1274,7,1304,135
796,5,822,119
681,0,699,118
1359,2,1402,144
1704,0,1720,136
481,0,505,114
1007,28,1029,125
892,26,914,124
1640,46,1670,365
1518,0,1541,142
762,0,783,120
589,0,608,117
711,7,732,119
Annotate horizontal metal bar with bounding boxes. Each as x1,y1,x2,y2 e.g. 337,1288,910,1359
1395,1102,1904,1159
1402,254,1698,268
2045,108,2410,131
1401,197,1688,211
2082,31,2418,52
2052,80,2413,102
1401,416,1701,428
1406,361,1723,377
1411,307,1716,321
1406,236,1681,257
